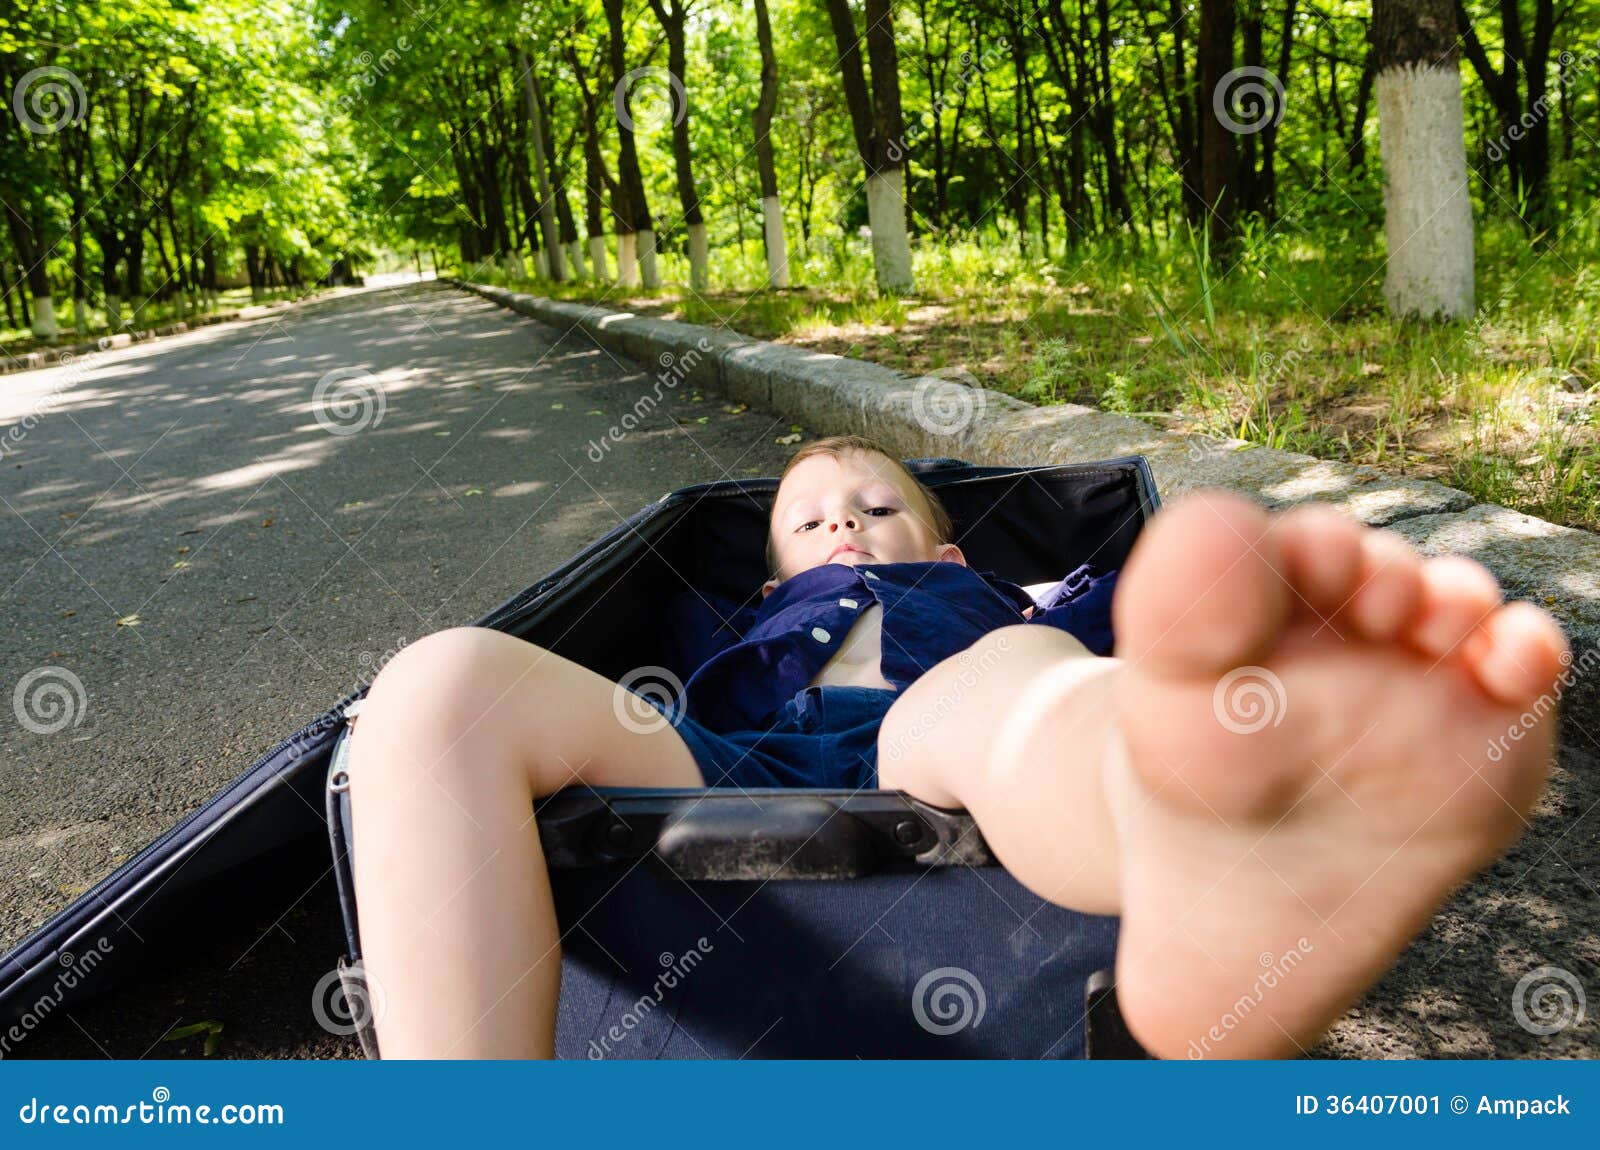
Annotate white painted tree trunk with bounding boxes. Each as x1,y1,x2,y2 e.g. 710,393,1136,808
105,294,122,329
864,167,914,294
761,195,791,288
503,252,526,280
73,296,88,333
1376,64,1474,319
30,295,58,340
567,240,587,280
638,227,659,289
687,222,710,293
532,248,548,280
617,232,639,287
589,235,609,282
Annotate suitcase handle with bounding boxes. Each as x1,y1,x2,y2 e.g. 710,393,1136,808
535,789,996,880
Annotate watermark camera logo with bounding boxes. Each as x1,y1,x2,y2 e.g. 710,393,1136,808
1212,66,1286,136
882,637,1011,763
586,338,711,462
587,939,715,1058
1213,665,1287,734
1486,645,1595,763
613,67,686,133
910,377,986,438
912,966,986,1035
12,66,87,135
311,961,388,1038
1512,964,1586,1036
13,666,88,735
613,666,685,733
1187,939,1315,1058
313,367,386,436
0,938,115,1058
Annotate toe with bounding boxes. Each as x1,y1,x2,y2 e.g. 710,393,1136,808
1114,489,1290,674
1346,529,1424,641
1469,600,1571,707
1405,556,1503,660
1272,504,1364,617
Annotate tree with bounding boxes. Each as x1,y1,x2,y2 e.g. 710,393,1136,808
1374,0,1475,319
752,0,791,287
647,0,709,291
515,43,565,281
824,0,914,294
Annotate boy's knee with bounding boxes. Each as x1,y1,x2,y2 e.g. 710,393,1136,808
366,627,546,716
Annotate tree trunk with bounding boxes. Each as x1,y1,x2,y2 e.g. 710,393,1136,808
605,0,654,287
825,0,914,294
648,0,709,291
752,0,790,287
1198,0,1238,243
3,200,57,340
516,46,565,281
1375,0,1474,319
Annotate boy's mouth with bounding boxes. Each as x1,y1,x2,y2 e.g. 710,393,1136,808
828,543,869,560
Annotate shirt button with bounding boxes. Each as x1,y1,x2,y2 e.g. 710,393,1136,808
863,570,880,581
839,598,858,609
811,627,832,643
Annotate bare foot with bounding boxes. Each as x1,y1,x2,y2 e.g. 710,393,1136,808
1105,491,1569,1059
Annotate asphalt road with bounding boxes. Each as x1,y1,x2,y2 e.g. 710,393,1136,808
0,280,795,1058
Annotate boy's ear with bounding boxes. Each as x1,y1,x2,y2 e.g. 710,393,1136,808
761,577,781,598
935,542,968,566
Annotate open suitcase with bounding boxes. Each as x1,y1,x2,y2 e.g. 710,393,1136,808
1,453,1159,1059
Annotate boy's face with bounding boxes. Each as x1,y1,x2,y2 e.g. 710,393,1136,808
762,450,965,598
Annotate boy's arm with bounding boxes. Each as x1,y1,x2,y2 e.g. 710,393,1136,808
1024,565,1120,655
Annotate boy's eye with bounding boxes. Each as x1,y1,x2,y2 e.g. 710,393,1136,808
797,507,894,532
865,506,895,516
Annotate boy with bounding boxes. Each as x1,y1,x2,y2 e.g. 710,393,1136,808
347,435,1567,1059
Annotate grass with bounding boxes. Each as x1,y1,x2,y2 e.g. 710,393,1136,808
468,211,1600,532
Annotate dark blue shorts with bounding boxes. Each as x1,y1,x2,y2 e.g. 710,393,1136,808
642,684,900,790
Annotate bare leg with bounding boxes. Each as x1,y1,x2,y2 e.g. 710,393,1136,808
345,627,704,1058
878,491,1568,1059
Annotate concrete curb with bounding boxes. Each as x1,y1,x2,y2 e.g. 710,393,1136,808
0,289,350,377
454,278,1600,730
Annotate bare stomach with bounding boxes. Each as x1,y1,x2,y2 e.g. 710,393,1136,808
806,602,897,691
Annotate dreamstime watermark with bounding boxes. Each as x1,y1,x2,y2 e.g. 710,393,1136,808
613,665,685,733
585,338,711,462
0,938,114,1058
912,966,986,1035
311,960,388,1039
1485,47,1599,164
1185,938,1315,1058
1212,665,1287,734
324,38,412,125
885,36,1009,164
351,637,410,699
1511,964,1586,1036
313,367,385,435
880,635,1012,762
12,666,88,735
908,376,986,437
1485,645,1596,763
1212,66,1285,136
586,939,715,1058
12,66,86,135
613,67,686,133
0,351,105,461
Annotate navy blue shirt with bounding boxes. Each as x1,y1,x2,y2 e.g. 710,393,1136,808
679,560,1119,734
